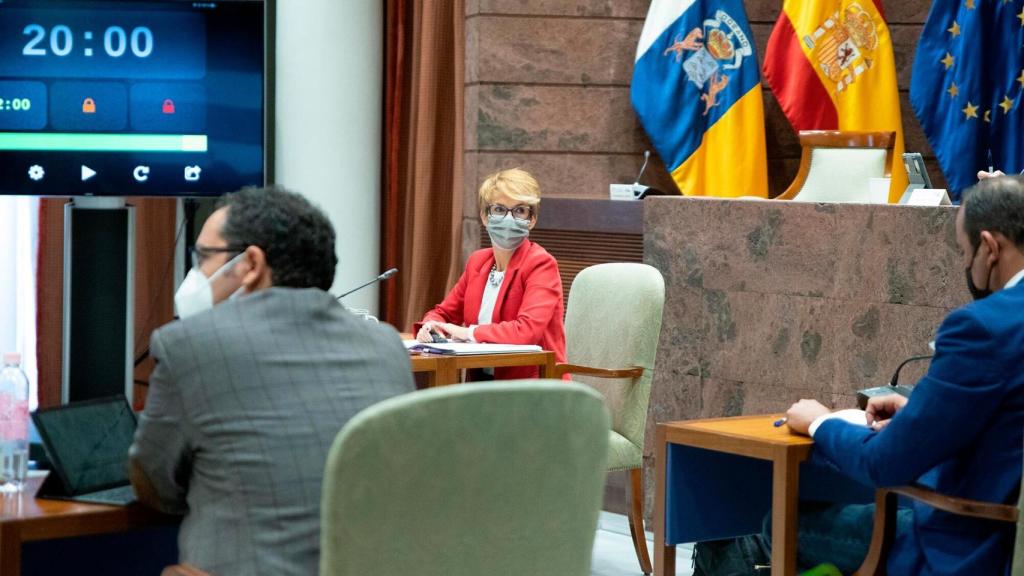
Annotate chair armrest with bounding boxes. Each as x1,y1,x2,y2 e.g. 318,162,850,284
890,485,1019,523
554,363,644,380
854,486,1018,576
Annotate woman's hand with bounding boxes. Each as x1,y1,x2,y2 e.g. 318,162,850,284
416,321,447,342
438,323,471,342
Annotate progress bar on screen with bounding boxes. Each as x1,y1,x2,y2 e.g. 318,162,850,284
0,133,208,152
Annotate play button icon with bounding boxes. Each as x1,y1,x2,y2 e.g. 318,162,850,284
81,165,96,181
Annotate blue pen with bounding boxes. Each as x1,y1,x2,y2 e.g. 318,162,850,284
773,417,787,427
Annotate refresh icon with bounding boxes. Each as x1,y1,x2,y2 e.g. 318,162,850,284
133,165,150,183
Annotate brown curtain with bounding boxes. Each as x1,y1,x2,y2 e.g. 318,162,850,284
35,198,177,408
381,0,465,331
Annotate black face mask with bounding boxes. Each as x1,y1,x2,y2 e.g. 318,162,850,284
965,244,993,300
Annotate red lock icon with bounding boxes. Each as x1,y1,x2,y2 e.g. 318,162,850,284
162,99,175,114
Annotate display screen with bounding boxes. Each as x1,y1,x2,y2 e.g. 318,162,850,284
0,0,265,197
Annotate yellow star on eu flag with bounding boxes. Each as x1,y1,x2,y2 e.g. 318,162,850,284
947,82,960,98
1018,7,1024,26
963,101,979,119
1018,70,1024,88
1000,95,1015,114
966,0,975,9
941,52,955,69
948,21,961,37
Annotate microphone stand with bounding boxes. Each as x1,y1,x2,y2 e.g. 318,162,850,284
337,268,399,300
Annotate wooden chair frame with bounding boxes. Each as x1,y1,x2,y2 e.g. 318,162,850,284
776,130,896,201
854,485,1019,575
554,363,651,575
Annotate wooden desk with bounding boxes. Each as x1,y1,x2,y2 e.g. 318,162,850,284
409,350,557,386
654,415,814,576
0,476,178,576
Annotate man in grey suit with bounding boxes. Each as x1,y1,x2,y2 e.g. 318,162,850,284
129,187,414,576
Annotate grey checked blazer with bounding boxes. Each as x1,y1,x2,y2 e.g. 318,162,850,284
130,287,415,576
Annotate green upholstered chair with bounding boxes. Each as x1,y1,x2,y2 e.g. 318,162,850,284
319,380,611,576
554,262,666,575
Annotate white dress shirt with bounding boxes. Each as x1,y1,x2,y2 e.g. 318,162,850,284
468,269,504,343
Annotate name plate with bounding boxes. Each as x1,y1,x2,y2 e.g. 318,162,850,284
902,188,951,206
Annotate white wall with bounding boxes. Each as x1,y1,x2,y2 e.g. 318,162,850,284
275,2,383,314
0,197,39,409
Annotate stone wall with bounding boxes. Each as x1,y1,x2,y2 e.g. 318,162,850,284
464,0,939,258
643,197,965,511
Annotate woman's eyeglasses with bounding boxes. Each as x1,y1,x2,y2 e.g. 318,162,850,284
486,204,533,221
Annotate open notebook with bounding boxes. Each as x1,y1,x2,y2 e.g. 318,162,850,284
404,340,542,355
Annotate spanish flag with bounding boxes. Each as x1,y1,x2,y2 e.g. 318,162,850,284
764,1,908,202
631,0,768,198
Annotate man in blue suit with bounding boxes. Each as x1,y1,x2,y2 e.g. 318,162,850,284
785,175,1024,574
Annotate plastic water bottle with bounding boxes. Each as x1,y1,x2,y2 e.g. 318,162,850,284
0,353,30,493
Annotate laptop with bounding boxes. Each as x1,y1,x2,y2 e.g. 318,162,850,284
31,396,138,506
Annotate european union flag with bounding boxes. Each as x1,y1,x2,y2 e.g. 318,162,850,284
910,1,1024,200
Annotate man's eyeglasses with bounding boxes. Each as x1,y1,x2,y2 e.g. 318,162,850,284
190,245,246,269
486,204,534,221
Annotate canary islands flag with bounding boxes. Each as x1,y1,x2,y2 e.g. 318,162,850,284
631,0,768,197
763,0,908,203
910,1,1024,201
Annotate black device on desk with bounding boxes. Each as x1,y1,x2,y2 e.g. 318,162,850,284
856,354,933,410
31,396,138,506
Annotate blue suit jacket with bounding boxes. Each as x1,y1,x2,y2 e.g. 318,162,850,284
814,283,1024,575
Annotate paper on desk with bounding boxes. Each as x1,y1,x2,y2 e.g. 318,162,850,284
831,409,870,427
404,340,542,355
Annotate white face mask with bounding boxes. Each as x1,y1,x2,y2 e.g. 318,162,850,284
174,253,245,319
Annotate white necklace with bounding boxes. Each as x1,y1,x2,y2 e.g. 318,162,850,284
488,264,505,287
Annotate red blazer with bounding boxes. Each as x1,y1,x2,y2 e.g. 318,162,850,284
415,239,566,380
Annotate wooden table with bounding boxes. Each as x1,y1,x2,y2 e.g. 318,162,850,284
0,475,178,576
408,350,557,386
654,415,814,576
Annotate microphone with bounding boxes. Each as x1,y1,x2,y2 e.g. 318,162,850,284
633,150,651,187
855,354,933,410
632,150,666,199
337,268,398,300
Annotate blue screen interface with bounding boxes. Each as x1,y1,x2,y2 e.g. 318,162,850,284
0,1,265,197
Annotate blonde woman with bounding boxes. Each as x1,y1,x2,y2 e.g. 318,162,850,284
414,168,566,379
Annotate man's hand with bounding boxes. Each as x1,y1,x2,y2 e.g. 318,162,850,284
785,399,832,436
978,169,1006,180
865,393,908,431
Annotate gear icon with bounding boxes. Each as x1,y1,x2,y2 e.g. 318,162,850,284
28,165,44,181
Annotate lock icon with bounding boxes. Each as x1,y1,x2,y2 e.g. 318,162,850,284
162,99,175,114
82,98,96,114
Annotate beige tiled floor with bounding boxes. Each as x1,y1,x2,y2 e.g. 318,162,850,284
591,512,694,576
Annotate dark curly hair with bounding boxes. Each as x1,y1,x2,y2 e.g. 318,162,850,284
216,186,337,290
963,175,1024,252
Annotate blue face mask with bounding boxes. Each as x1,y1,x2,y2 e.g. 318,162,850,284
486,213,530,250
